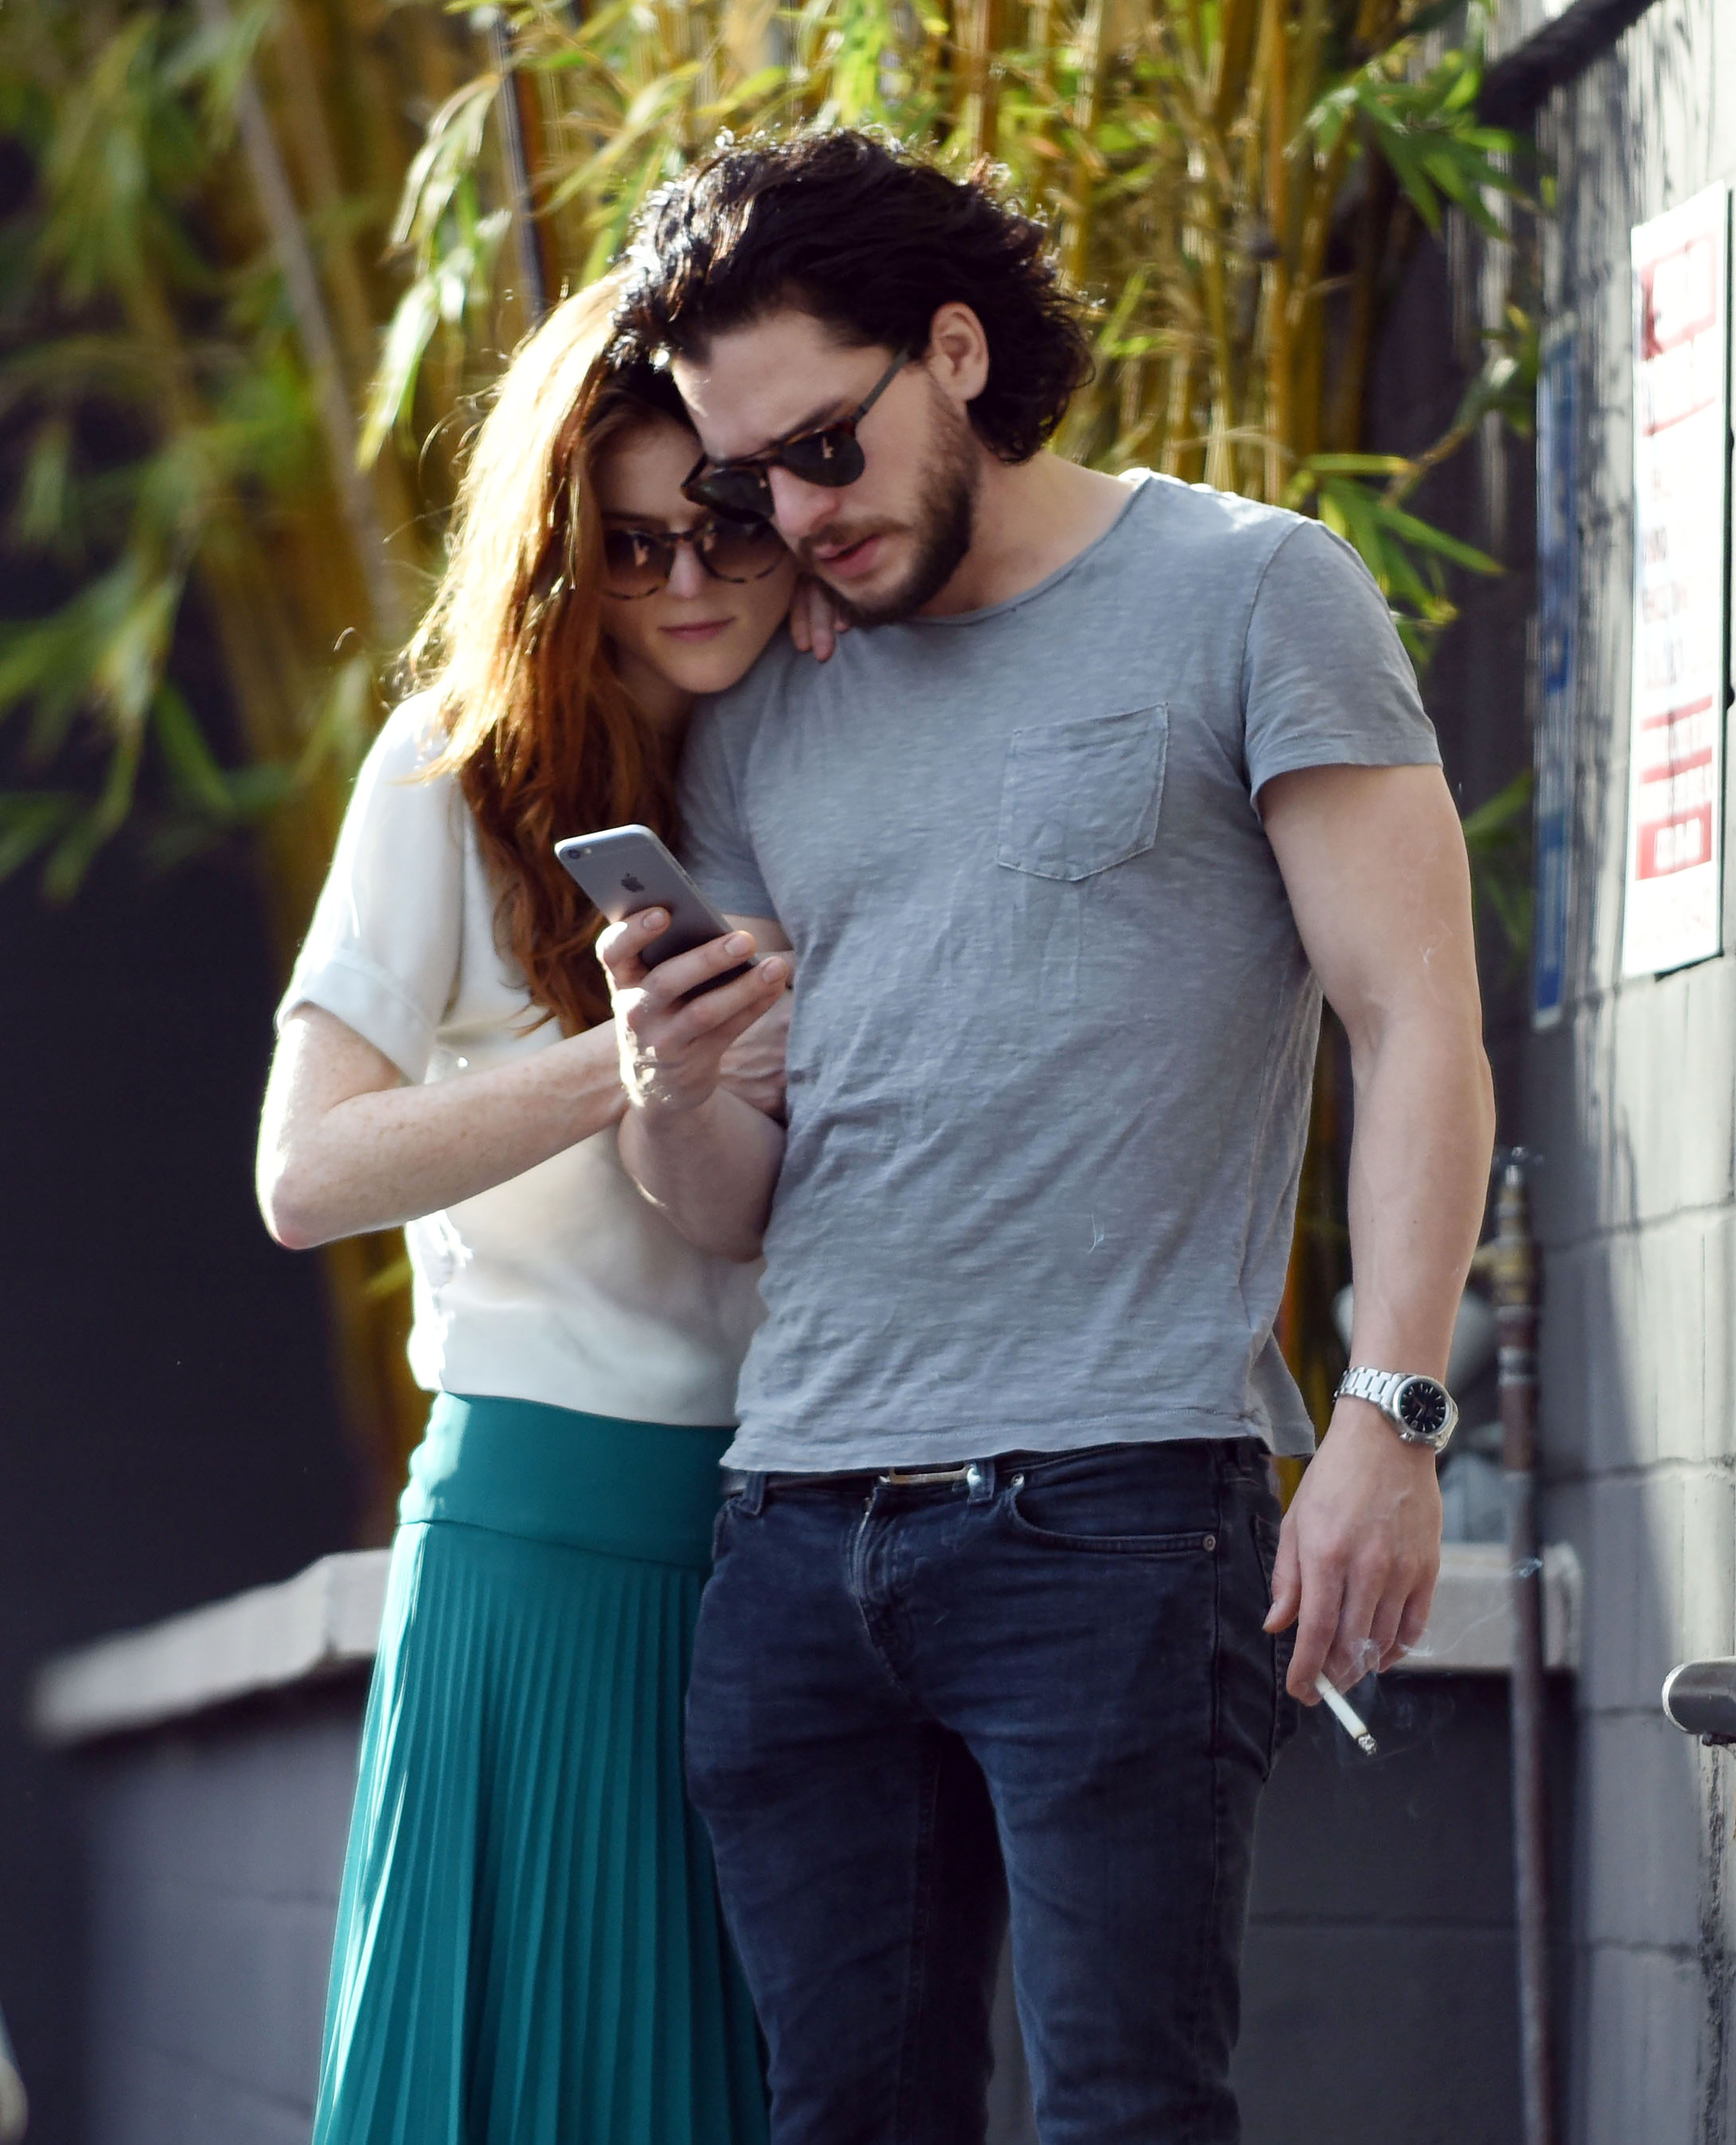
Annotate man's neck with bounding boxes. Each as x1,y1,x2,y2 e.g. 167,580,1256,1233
918,452,1133,619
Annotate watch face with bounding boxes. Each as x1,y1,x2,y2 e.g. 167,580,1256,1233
1397,1378,1451,1438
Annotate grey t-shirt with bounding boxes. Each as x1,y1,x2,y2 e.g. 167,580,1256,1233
680,472,1440,1471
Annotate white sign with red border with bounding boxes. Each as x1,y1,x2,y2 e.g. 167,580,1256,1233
1622,184,1731,978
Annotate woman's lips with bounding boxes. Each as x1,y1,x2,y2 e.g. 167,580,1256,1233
660,618,734,643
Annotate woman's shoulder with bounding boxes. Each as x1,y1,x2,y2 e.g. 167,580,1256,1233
322,690,473,893
362,690,457,785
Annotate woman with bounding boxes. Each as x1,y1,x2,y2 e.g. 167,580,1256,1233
256,283,799,2145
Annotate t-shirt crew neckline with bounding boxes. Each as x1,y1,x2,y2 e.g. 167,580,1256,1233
901,470,1152,631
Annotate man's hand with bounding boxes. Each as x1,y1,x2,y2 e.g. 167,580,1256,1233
719,991,792,1120
1266,1401,1442,1697
598,908,789,1117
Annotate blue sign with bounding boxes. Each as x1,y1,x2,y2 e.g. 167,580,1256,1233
1534,328,1577,1028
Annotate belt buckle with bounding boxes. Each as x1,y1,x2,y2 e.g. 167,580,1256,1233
878,1463,978,1488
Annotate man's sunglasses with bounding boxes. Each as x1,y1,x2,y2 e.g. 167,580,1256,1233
601,515,788,601
681,350,911,524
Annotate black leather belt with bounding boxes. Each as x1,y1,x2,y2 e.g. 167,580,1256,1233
723,1461,983,1496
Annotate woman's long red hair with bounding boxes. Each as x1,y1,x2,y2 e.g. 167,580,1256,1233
409,281,690,1034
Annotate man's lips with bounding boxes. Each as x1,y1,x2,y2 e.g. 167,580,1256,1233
660,618,733,642
809,531,888,581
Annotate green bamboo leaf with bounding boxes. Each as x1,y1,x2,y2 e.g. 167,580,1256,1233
391,75,500,257
10,418,77,553
1374,501,1501,575
42,722,142,900
1461,766,1533,848
151,679,236,819
0,794,80,885
1303,452,1412,476
91,569,180,732
357,275,441,468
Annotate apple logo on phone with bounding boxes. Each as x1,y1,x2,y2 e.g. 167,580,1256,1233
621,873,645,893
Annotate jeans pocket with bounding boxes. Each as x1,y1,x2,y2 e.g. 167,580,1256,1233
1007,1476,1217,1556
995,704,1168,881
1253,1514,1300,1771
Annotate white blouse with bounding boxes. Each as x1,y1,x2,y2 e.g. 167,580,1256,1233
277,696,763,1427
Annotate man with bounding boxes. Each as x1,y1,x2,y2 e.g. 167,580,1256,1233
599,131,1495,2143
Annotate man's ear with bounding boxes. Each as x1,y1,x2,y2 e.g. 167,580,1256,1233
923,302,991,408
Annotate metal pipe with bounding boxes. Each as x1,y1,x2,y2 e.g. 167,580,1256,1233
1490,1155,1557,2145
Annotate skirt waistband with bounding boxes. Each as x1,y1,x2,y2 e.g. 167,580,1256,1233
399,1393,734,1569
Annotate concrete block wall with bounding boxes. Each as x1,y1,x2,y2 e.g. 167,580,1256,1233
81,1690,361,2145
1528,5,1736,2134
74,1670,1546,2144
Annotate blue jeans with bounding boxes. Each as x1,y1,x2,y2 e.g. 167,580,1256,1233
685,1439,1296,2145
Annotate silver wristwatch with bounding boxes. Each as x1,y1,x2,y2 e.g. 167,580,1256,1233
1334,1365,1459,1453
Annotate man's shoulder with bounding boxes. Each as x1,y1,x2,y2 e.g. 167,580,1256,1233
1126,471,1308,569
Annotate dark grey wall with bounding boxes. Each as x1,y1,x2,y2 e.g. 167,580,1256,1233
70,1670,1554,2144
0,851,358,2145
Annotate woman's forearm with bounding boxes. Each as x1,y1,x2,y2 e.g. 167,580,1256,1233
260,1022,626,1249
618,1090,786,1261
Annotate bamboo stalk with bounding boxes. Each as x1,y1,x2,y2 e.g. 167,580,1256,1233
261,2,422,587
1065,0,1108,289
1211,0,1260,128
195,0,406,644
958,0,1004,160
264,6,385,395
487,11,551,328
1329,131,1396,451
1261,0,1291,500
1028,0,1055,92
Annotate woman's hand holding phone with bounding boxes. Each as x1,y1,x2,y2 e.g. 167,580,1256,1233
597,910,789,1119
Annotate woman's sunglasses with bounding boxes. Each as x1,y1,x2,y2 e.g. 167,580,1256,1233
601,515,788,601
681,350,910,524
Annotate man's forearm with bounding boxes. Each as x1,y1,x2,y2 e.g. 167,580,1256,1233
618,1090,786,1261
1343,1002,1496,1371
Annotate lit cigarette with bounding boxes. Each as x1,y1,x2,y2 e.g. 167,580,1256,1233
1314,1672,1378,1756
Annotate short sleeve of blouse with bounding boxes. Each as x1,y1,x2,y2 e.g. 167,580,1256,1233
1241,516,1441,799
277,696,465,1083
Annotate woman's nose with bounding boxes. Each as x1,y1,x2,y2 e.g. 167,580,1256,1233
665,539,710,599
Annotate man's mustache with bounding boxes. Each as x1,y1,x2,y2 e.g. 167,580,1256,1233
791,520,906,571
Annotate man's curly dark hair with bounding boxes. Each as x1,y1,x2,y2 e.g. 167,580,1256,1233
614,130,1094,464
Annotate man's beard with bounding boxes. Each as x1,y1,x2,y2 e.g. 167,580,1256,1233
810,402,979,628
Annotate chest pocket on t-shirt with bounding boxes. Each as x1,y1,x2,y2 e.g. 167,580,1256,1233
995,705,1168,882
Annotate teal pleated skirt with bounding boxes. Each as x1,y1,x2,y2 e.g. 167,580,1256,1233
312,1393,768,2145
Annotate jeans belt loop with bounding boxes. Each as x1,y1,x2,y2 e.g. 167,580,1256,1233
740,1469,768,1516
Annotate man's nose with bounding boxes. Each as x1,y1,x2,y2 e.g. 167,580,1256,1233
665,538,710,599
768,466,846,545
